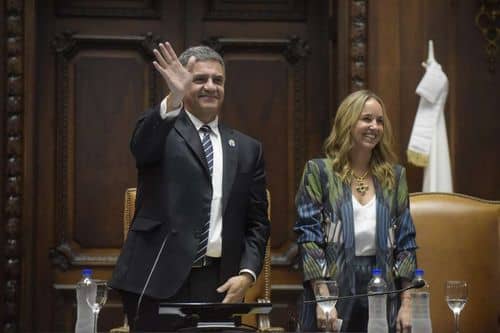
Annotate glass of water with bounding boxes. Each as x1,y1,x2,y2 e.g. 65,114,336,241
86,279,108,333
313,280,339,331
445,280,467,333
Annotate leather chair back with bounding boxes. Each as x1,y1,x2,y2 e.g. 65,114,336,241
410,192,500,333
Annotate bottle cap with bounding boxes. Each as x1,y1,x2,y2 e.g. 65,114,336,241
415,268,424,277
82,268,93,277
372,268,382,276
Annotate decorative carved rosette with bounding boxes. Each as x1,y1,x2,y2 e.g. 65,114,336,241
475,0,500,73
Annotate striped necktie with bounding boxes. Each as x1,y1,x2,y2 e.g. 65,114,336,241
200,125,213,176
193,125,213,265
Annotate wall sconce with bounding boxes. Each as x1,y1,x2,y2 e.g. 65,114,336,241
475,0,499,73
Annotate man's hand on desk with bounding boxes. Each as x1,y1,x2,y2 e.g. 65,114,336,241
217,273,254,303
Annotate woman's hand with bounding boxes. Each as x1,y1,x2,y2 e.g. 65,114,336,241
316,304,340,332
396,297,412,333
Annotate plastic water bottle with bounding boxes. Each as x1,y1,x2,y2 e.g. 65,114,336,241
367,268,388,333
411,269,432,333
75,268,96,333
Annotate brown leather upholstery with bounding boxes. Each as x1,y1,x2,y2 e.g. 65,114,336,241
114,188,280,332
410,192,500,333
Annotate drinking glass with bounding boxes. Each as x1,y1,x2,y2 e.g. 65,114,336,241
86,279,108,333
313,280,339,331
445,280,467,333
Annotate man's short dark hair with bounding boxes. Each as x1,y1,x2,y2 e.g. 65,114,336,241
178,46,225,70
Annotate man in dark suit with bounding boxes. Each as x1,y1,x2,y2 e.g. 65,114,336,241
110,42,270,331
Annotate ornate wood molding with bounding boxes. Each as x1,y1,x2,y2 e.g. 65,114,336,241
203,36,310,65
349,0,368,91
49,242,118,271
55,0,161,18
205,0,306,21
475,0,499,73
50,33,159,270
4,1,24,332
271,243,299,269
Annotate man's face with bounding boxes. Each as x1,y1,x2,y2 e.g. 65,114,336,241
183,60,225,122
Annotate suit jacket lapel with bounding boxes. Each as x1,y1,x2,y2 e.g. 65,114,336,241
338,181,355,264
219,124,237,214
374,178,389,271
174,109,211,177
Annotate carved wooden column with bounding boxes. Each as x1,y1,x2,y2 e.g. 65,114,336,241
4,1,24,332
349,0,368,91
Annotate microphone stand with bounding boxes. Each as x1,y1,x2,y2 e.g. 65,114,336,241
134,232,171,327
304,281,425,304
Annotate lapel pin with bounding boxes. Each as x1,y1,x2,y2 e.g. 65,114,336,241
228,139,236,147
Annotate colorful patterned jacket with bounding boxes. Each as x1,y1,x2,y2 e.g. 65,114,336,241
294,158,417,294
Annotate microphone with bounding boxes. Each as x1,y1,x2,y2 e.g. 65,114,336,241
304,280,425,304
134,232,171,327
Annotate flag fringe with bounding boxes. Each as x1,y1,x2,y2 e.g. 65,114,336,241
407,149,429,167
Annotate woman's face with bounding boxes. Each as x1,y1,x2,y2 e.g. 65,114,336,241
351,98,384,151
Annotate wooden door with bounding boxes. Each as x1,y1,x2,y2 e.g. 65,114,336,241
23,1,332,331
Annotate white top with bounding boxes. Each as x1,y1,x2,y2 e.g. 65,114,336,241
352,195,377,256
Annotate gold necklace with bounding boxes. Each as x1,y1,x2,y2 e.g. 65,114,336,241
352,170,369,195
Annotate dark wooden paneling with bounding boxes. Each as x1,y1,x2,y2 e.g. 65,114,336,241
368,3,500,331
454,0,500,200
50,34,157,268
14,1,500,332
26,0,329,331
369,0,500,200
223,52,299,248
55,0,161,18
201,36,310,254
29,1,185,330
205,0,306,21
73,53,144,248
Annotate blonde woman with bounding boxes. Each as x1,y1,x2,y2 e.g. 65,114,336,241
294,90,417,333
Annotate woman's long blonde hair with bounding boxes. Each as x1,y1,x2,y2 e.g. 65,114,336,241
324,90,398,189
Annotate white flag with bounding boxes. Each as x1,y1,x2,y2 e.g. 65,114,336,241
407,51,453,192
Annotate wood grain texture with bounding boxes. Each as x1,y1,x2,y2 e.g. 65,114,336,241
2,0,499,331
368,0,500,199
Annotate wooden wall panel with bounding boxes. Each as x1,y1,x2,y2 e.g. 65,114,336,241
219,48,304,250
21,0,331,331
224,56,291,247
27,0,186,331
368,1,500,330
453,0,500,199
8,0,498,332
55,0,161,18
205,0,306,21
368,0,500,201
73,53,144,248
200,36,311,263
192,0,332,325
50,34,157,269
